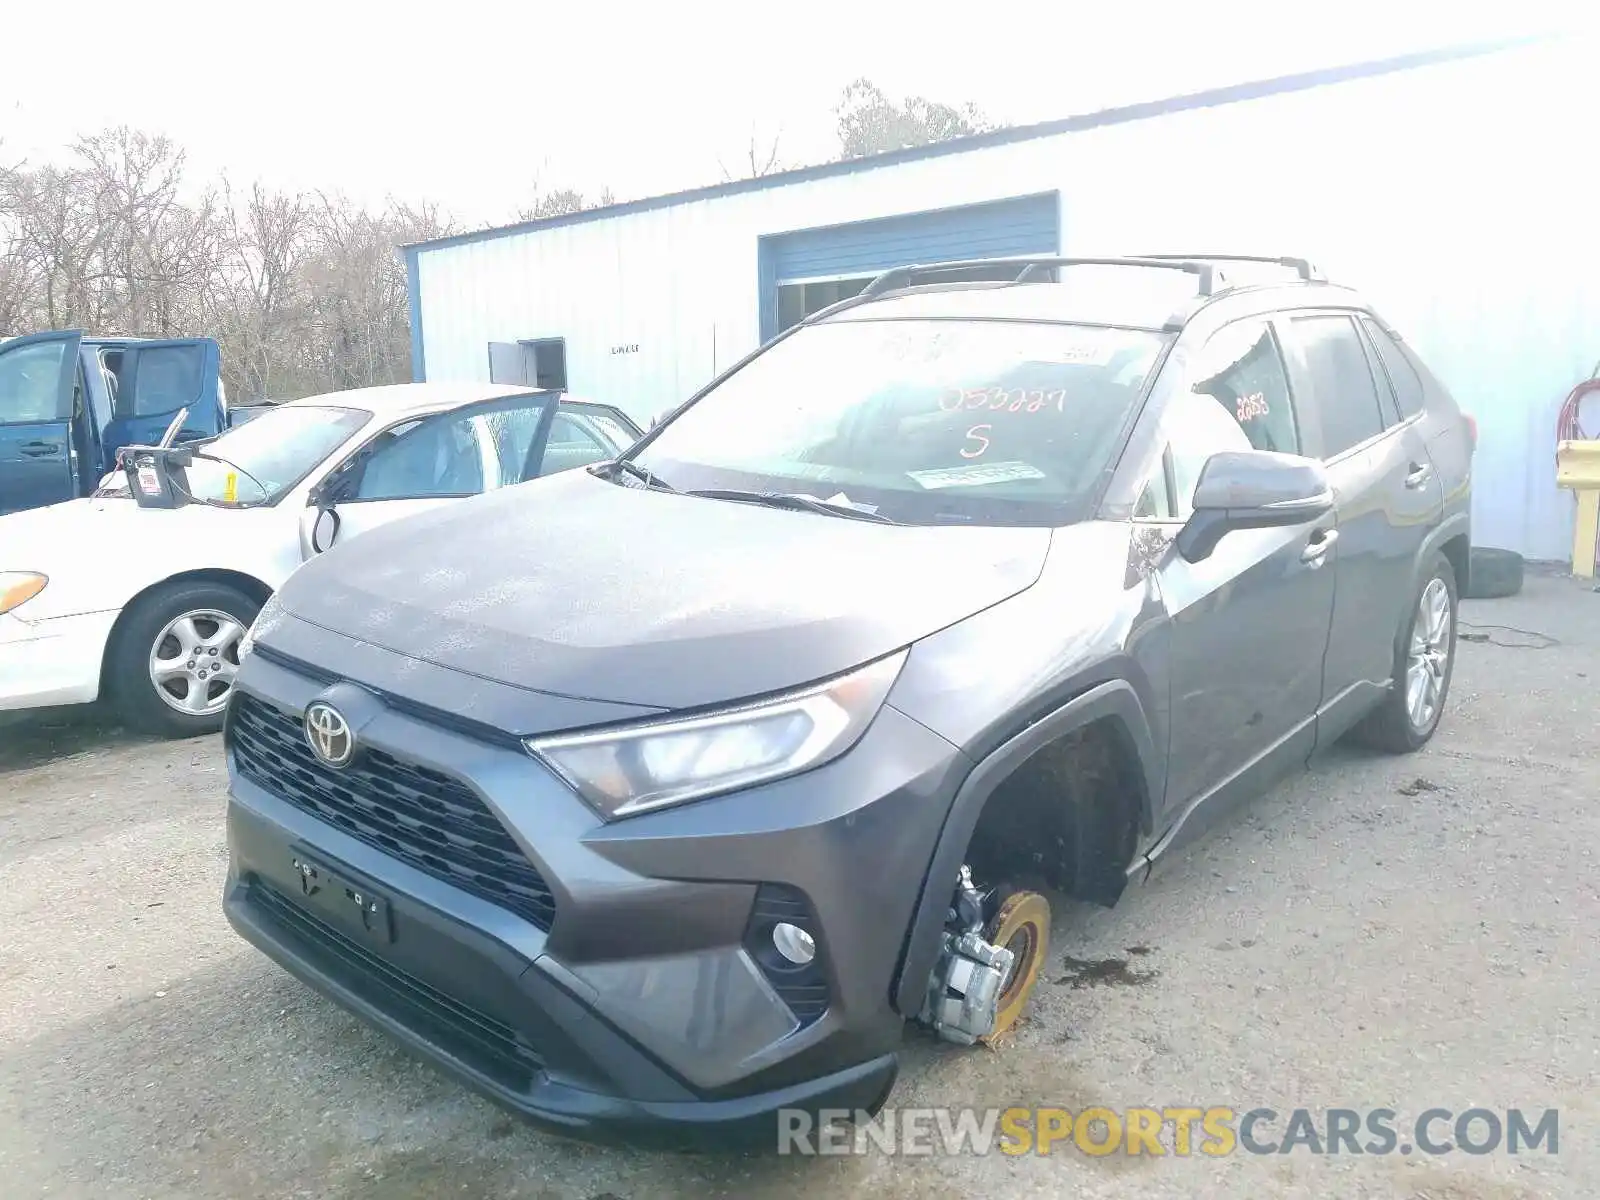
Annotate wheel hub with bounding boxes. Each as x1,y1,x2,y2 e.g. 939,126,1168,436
918,866,1051,1047
148,608,247,717
1404,577,1452,731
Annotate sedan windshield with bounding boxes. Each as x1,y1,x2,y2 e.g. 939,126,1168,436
633,318,1169,526
181,406,371,505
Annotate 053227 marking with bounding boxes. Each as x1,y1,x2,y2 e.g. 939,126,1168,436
941,387,1068,414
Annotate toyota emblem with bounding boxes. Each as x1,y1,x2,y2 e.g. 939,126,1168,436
304,701,356,768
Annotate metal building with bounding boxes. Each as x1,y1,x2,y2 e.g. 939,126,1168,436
406,35,1598,562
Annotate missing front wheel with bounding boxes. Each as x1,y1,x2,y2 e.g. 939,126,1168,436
916,864,1051,1045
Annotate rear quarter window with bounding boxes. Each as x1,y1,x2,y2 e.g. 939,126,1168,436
1361,316,1426,420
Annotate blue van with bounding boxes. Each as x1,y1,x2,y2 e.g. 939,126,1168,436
0,330,226,515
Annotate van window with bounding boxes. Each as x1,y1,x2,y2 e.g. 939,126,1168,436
0,341,71,424
123,345,204,417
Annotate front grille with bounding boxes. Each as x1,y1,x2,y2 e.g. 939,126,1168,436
230,694,558,930
250,882,544,1090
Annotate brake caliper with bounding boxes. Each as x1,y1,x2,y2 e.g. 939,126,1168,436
917,864,1017,1045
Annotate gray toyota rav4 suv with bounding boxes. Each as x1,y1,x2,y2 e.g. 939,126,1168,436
222,254,1474,1149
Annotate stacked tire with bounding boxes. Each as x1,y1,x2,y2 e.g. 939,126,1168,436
1463,547,1524,600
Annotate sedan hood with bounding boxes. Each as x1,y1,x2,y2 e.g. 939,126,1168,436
2,497,134,558
3,496,216,560
273,469,1052,712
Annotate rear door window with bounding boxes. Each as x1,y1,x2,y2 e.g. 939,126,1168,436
1281,314,1389,459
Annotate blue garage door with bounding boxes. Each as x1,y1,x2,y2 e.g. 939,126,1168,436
759,191,1060,340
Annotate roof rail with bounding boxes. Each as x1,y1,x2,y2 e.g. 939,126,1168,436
858,255,1218,299
1134,253,1323,282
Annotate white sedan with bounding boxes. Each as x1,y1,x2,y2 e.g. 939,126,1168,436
0,382,641,737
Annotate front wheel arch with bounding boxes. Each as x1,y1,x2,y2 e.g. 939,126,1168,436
890,679,1161,1018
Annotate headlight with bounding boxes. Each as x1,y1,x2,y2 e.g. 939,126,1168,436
0,572,47,616
526,649,908,820
238,591,283,666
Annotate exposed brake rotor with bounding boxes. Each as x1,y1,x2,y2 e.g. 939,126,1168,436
978,889,1051,1045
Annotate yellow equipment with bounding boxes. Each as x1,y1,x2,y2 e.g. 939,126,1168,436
1556,439,1600,578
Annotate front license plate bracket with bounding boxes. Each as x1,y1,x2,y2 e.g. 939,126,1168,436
290,850,394,944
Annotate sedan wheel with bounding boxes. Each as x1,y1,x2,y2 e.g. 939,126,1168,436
148,608,247,717
107,580,262,738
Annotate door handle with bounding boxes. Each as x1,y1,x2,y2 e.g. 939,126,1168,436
1404,461,1433,489
19,441,61,457
1301,528,1339,564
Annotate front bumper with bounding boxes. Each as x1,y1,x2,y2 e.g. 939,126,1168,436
222,647,966,1149
0,608,119,712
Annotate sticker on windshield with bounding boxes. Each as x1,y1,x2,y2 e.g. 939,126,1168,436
1039,340,1120,366
906,461,1047,490
223,472,239,503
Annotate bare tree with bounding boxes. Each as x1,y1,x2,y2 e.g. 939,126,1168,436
0,152,40,332
74,127,219,335
516,181,616,222
6,161,106,329
0,125,459,402
207,181,312,400
835,78,994,159
719,128,785,180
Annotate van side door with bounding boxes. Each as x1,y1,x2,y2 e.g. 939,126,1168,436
0,331,84,514
100,339,221,464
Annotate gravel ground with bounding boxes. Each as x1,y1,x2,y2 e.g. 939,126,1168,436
2,570,1596,1199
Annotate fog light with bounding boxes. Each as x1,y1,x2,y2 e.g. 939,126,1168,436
772,921,816,965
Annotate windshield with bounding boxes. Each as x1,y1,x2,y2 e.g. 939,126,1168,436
182,405,371,505
633,318,1170,526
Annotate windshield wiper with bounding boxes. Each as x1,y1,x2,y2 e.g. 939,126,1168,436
589,458,676,492
685,488,901,525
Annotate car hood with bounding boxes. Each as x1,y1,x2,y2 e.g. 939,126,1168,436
1,497,272,619
2,497,171,569
272,469,1053,712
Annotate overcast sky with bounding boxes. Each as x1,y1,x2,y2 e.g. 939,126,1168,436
2,1,1578,230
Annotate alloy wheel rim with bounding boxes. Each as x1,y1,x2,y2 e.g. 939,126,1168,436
1404,577,1452,732
148,608,246,717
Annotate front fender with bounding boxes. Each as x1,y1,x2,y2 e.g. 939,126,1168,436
889,678,1161,1017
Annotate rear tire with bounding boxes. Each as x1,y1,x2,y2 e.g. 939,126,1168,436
1353,553,1458,754
106,581,260,738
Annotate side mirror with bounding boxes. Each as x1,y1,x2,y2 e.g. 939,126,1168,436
310,508,341,553
1175,449,1333,564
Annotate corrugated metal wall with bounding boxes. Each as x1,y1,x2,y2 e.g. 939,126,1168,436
415,37,1600,562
